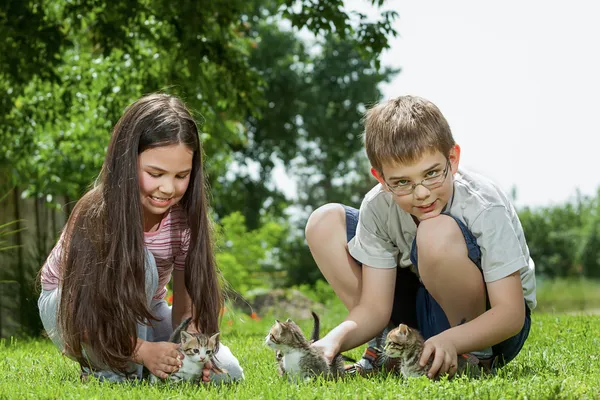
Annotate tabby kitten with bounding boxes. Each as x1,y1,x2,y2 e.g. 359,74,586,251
265,312,345,381
384,323,482,378
150,318,223,383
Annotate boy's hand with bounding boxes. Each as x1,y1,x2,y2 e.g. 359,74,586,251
311,336,341,364
420,334,458,379
137,341,184,379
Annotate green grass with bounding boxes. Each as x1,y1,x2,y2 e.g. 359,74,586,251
1,306,599,399
535,278,600,313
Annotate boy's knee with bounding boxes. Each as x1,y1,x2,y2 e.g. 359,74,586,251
305,203,346,245
416,215,465,265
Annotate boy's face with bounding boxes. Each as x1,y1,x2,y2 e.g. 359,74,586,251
373,145,460,221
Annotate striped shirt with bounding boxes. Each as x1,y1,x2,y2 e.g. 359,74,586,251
40,205,190,300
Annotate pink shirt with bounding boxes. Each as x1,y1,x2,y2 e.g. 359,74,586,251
40,205,190,300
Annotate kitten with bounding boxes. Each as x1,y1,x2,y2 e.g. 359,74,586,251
384,323,482,378
150,318,224,383
265,311,345,381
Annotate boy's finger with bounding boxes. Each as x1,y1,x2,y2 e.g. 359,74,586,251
419,345,433,367
427,351,444,379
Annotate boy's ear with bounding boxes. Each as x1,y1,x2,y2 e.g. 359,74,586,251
448,144,461,174
371,168,387,187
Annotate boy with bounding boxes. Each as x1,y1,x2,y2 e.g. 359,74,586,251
305,95,536,378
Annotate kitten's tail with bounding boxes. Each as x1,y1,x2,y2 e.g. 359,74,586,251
310,311,320,342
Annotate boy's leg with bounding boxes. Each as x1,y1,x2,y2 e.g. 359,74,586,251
413,214,531,367
306,204,419,374
415,215,486,329
305,203,363,312
306,204,378,372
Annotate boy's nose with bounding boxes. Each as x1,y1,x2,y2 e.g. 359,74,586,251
413,184,430,200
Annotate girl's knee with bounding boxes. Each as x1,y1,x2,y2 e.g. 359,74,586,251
305,203,346,245
213,344,245,383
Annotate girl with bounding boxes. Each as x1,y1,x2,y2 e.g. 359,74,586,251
38,93,244,383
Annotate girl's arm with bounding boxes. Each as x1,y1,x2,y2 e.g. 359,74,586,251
172,268,196,331
314,265,396,360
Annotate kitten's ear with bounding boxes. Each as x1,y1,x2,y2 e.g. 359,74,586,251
208,332,220,347
286,318,292,323
275,319,281,324
181,330,192,344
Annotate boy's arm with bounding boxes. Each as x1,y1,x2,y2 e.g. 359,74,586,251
435,270,525,355
422,270,525,378
315,265,396,359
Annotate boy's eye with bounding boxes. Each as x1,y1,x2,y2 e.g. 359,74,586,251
425,169,440,178
394,180,410,187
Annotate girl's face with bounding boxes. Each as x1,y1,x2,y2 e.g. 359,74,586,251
138,143,194,231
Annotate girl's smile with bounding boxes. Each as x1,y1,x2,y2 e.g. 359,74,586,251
138,143,193,231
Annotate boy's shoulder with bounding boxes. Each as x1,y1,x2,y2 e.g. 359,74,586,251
452,169,513,209
450,168,518,226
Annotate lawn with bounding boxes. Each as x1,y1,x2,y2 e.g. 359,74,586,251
1,303,599,400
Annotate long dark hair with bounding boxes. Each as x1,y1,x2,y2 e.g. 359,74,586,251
57,93,222,372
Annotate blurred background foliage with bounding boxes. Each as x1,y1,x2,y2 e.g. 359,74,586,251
1,0,599,338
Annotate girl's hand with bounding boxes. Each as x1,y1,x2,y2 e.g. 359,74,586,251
201,360,212,383
137,341,183,379
420,334,458,379
311,336,341,364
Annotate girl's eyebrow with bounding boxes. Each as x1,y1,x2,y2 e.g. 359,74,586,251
146,165,192,174
388,162,442,180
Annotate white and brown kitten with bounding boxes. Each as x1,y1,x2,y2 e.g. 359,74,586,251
151,318,224,383
384,323,482,378
265,312,345,381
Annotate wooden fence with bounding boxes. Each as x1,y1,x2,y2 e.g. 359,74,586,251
0,186,69,338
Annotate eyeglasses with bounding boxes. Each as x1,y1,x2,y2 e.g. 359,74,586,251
384,161,451,196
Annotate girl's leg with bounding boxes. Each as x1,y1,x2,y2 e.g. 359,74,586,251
148,279,244,383
38,249,159,382
210,344,245,384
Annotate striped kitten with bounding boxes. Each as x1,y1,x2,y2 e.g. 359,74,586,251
265,312,345,381
150,318,224,383
384,323,482,378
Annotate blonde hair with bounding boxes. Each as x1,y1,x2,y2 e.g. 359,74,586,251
364,95,455,173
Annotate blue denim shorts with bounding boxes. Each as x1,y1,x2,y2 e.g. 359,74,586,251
343,205,531,367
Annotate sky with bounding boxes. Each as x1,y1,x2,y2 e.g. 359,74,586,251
335,0,600,208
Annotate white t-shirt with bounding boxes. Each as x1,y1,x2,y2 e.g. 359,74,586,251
348,168,537,310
